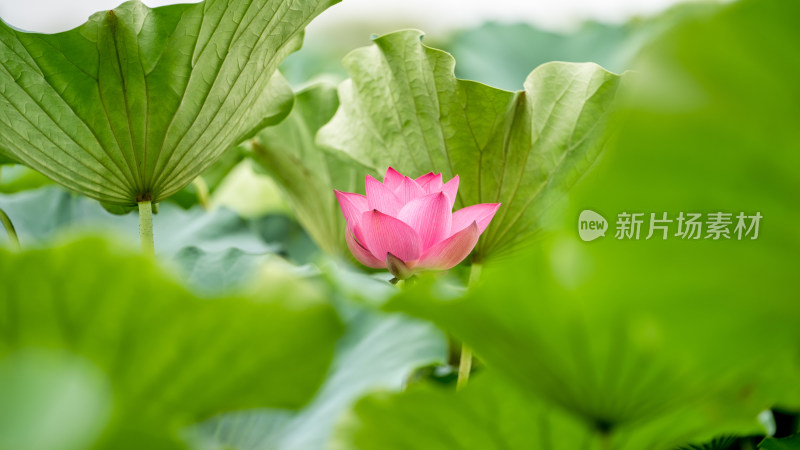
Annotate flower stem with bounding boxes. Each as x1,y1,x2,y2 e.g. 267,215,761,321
456,345,472,390
456,262,483,390
0,207,20,251
138,201,154,255
468,262,482,287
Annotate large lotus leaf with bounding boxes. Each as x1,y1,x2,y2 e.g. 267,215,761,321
383,0,800,441
246,82,375,256
0,0,339,206
0,238,342,447
387,232,794,444
330,373,763,450
317,30,626,261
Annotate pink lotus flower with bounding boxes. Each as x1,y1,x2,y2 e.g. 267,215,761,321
335,167,500,279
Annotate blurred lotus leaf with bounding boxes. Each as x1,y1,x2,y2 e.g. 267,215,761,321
331,372,764,450
0,350,111,450
0,238,342,447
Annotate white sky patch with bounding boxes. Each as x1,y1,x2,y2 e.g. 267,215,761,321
2,0,688,34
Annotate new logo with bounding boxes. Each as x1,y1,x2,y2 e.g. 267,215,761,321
578,210,608,242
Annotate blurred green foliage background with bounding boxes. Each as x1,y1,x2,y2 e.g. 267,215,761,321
1,0,799,449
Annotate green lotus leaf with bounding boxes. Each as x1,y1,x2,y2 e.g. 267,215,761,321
246,82,375,256
317,30,626,261
331,374,591,450
0,238,343,446
331,373,763,450
387,231,792,443
0,0,338,206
